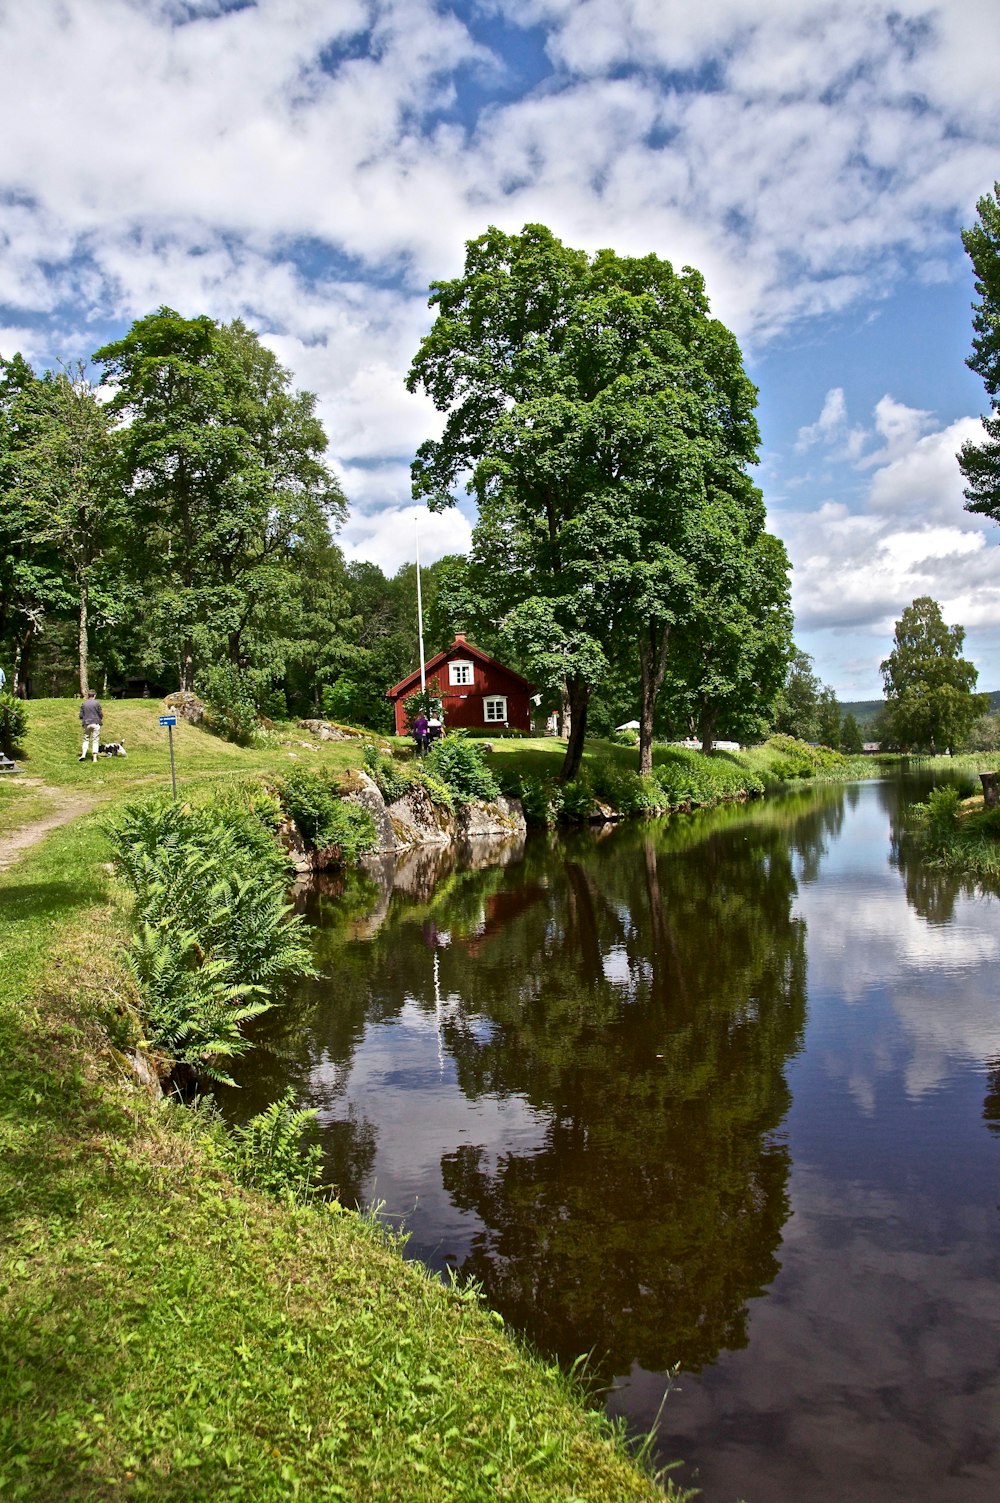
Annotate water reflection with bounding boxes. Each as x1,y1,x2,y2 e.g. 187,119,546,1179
219,777,1000,1502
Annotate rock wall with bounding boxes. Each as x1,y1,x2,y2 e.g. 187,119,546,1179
278,770,526,872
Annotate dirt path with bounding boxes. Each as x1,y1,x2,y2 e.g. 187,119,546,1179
0,782,99,873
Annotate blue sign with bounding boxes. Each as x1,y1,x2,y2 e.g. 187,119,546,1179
159,714,177,727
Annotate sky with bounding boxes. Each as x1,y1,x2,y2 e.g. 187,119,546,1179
1,0,999,699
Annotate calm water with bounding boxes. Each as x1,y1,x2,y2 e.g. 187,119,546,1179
222,777,1000,1502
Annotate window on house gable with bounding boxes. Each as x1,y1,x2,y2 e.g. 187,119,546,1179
483,696,507,723
449,659,474,686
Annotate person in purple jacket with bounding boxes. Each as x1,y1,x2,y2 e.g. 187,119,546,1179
412,711,429,756
79,689,103,762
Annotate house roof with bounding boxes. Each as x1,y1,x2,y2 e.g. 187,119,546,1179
386,634,535,699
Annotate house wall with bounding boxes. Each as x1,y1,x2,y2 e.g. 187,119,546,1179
391,651,532,735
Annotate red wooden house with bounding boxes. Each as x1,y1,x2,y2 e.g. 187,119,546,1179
386,634,535,736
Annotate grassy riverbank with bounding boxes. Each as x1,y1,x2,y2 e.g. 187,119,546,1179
0,813,683,1501
0,699,886,1498
903,758,1000,882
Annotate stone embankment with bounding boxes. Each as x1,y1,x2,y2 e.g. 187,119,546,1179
280,768,526,874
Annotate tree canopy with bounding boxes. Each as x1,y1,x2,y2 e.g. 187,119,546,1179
958,182,1000,521
880,596,986,753
407,224,791,777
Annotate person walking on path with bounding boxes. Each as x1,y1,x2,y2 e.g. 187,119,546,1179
79,689,103,762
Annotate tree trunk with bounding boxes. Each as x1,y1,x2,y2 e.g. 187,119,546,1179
700,702,717,754
638,620,671,777
78,582,89,696
560,675,590,781
559,679,571,741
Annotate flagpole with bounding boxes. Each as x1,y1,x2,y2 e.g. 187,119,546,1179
415,513,427,696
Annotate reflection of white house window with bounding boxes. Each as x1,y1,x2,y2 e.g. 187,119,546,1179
484,696,507,723
449,659,474,686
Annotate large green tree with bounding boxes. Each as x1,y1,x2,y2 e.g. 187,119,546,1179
880,596,986,753
406,225,773,778
958,183,1000,520
4,364,119,694
773,649,822,742
93,309,346,693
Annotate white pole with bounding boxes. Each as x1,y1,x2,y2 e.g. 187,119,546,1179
415,513,427,695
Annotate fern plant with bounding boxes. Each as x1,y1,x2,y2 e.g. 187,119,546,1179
221,1090,324,1201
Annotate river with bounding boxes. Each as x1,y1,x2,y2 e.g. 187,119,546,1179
221,775,1000,1502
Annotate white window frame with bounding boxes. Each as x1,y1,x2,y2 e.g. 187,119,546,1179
483,695,508,724
449,659,474,686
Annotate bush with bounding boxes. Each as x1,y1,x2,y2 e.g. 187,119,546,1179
915,783,962,852
199,664,260,745
278,768,377,860
424,734,500,804
609,727,639,747
0,692,27,756
107,797,315,1081
362,742,412,804
557,779,595,823
510,774,558,825
588,760,665,815
221,1090,324,1202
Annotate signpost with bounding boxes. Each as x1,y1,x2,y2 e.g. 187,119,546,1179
159,714,178,798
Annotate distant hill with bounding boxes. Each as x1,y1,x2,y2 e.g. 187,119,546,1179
839,691,1000,734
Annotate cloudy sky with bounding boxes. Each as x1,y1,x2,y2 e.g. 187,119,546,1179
2,0,999,697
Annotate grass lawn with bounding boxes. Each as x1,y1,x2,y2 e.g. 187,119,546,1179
0,712,685,1503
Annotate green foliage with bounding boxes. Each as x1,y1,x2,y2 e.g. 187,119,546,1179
610,727,639,746
588,759,666,816
362,740,413,804
321,676,393,733
0,691,28,755
402,680,443,728
773,648,822,742
558,779,595,823
221,1089,324,1202
841,711,864,754
912,784,962,853
654,748,765,806
424,733,500,804
407,222,772,782
200,662,261,745
880,596,986,753
278,767,377,859
508,774,559,826
958,182,1000,521
107,796,314,1079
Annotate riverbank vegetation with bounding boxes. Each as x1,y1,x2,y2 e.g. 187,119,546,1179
904,769,1000,882
1,809,690,1501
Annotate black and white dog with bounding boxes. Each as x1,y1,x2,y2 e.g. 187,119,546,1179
99,740,127,757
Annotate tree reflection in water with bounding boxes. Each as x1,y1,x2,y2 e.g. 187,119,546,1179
222,790,864,1384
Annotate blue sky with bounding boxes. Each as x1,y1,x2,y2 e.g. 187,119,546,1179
1,0,998,697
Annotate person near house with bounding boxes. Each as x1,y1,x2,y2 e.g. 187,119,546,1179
427,713,443,744
413,711,429,756
79,689,103,762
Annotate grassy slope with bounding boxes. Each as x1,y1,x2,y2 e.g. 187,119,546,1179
1,714,680,1503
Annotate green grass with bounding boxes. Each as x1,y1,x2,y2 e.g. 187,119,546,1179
9,699,370,801
0,805,685,1502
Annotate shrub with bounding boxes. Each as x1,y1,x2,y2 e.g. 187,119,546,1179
0,692,27,756
558,779,595,823
511,774,558,825
588,760,665,815
424,734,500,803
278,768,377,860
609,727,639,747
107,797,315,1080
199,663,260,745
917,783,962,852
362,741,412,804
221,1090,324,1202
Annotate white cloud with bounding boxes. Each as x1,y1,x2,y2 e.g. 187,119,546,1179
795,387,847,451
777,403,1000,691
339,501,473,574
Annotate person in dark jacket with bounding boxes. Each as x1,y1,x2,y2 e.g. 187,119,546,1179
79,689,103,762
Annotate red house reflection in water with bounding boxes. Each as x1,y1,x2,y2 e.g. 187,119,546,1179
386,633,535,736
